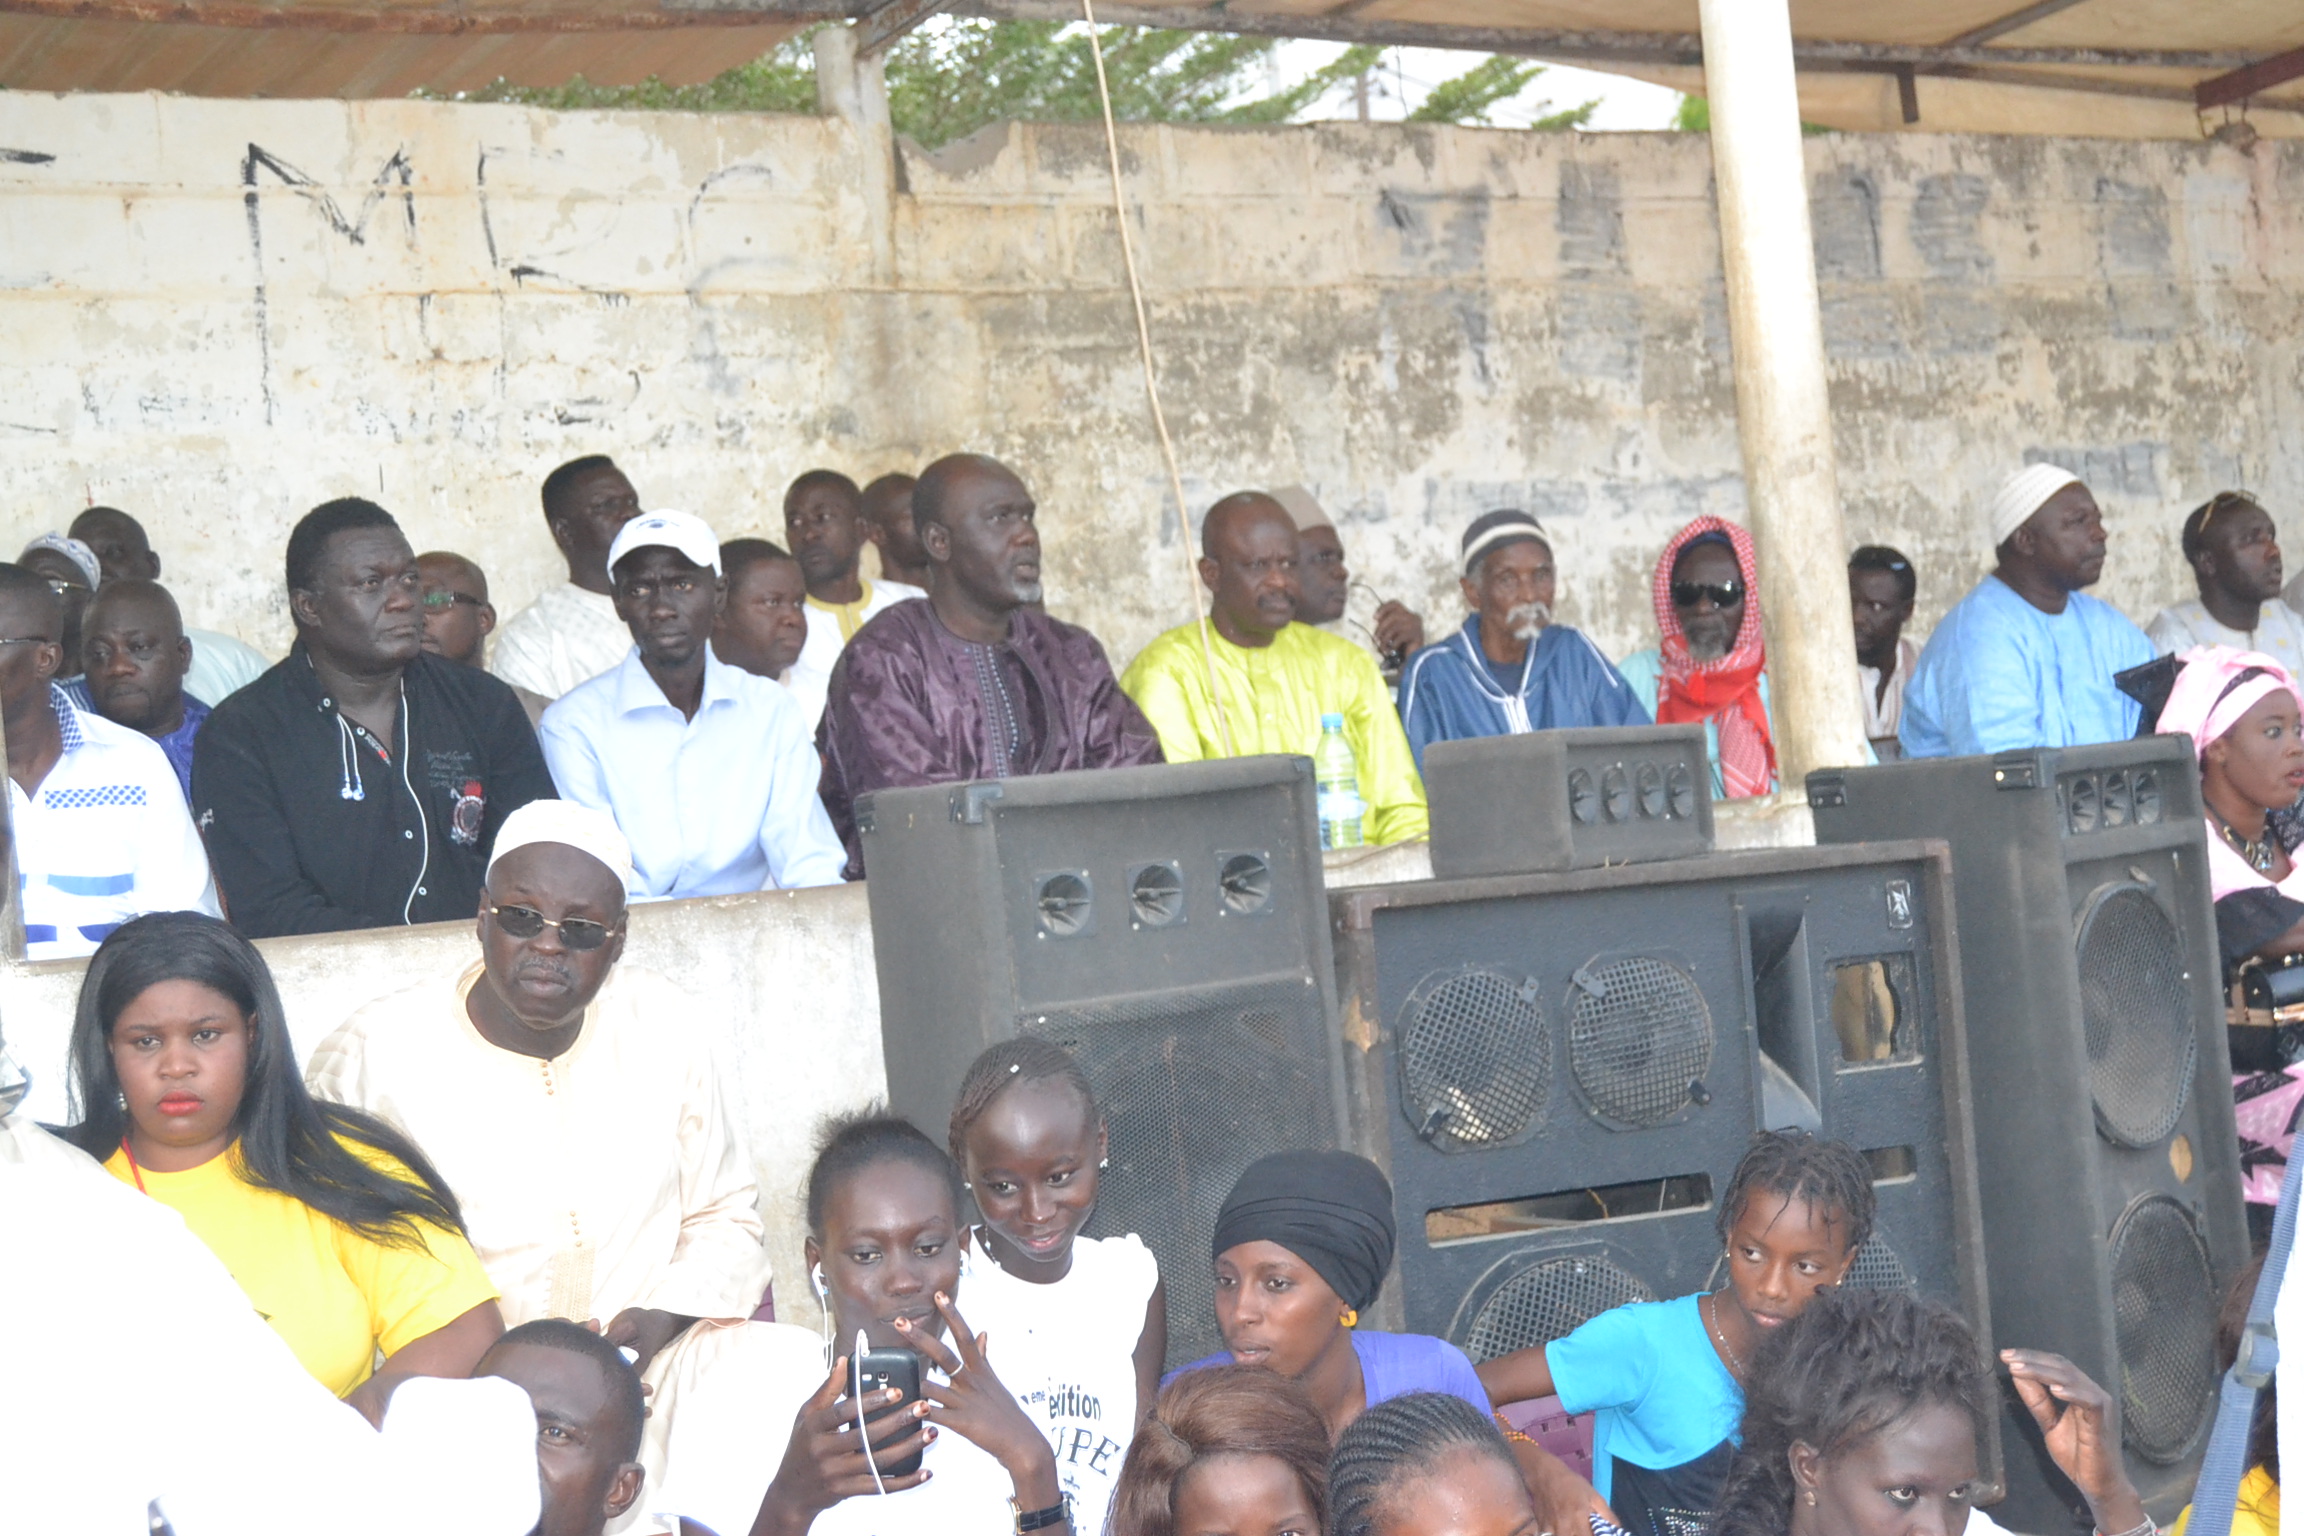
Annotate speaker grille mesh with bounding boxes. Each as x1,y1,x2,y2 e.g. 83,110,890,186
1399,970,1550,1149
2074,884,2197,1148
2108,1194,2218,1464
1842,1234,1917,1293
1568,957,1712,1127
1031,976,1333,1369
1461,1253,1656,1362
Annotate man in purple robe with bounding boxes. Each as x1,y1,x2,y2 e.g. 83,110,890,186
818,453,1163,876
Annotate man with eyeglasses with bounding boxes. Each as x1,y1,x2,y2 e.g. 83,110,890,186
311,799,789,1520
1122,489,1428,843
538,509,846,896
1274,486,1425,681
779,469,925,730
80,577,206,800
1396,510,1649,774
193,498,557,937
20,531,101,695
0,562,219,960
1901,465,2155,758
2148,492,2304,677
419,550,551,727
1617,516,1779,799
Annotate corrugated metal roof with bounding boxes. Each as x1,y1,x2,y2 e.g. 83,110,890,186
0,0,2298,138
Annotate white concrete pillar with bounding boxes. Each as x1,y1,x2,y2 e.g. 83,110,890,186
1698,0,1871,789
813,23,898,284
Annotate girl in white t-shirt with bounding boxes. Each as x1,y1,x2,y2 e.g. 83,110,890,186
947,1040,1168,1536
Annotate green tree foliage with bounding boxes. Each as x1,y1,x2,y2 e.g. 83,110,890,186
436,21,1598,148
1673,93,1710,132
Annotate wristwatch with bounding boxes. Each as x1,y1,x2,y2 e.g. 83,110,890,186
1010,1494,1071,1533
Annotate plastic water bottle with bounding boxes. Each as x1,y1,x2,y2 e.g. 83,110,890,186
1314,713,1366,850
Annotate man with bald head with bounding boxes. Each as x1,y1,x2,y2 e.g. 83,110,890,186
861,471,932,589
1900,465,2155,757
817,453,1163,876
311,799,811,1530
1122,490,1427,843
69,505,274,704
80,577,206,799
0,563,218,959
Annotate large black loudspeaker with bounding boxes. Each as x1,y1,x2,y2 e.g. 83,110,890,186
857,758,1342,1369
1332,842,1998,1489
1809,737,2247,1531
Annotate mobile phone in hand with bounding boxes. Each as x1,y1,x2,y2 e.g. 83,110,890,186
854,1347,926,1478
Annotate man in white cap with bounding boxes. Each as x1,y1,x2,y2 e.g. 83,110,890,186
309,799,813,1535
538,509,846,896
1899,465,2156,758
1396,510,1648,772
1274,485,1424,675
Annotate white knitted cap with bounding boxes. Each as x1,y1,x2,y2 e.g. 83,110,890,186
1989,464,2083,549
1271,486,1332,533
488,799,635,894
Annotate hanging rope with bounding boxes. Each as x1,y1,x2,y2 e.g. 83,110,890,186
1079,0,1236,755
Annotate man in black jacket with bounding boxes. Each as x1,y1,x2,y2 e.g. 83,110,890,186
193,498,556,937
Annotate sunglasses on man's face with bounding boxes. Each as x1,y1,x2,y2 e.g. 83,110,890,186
1671,579,1745,608
489,903,617,951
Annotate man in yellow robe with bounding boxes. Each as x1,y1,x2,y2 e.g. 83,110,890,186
1122,490,1428,844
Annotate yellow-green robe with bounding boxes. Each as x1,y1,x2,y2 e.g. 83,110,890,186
1121,619,1428,844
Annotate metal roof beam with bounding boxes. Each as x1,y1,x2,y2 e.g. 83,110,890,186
1942,0,2094,49
2197,45,2304,111
951,1,2252,71
854,0,942,53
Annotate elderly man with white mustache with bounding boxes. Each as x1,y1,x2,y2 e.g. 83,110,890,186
1396,510,1649,772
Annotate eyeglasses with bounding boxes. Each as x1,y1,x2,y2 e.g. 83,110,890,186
2197,490,2262,531
421,591,485,610
42,577,89,598
1670,579,1745,608
487,903,618,951
0,636,51,647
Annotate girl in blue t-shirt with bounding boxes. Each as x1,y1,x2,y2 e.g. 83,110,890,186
1477,1131,1877,1536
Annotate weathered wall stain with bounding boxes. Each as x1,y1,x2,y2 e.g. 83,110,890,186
1,96,2298,670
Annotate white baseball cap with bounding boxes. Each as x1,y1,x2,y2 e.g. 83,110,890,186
607,509,721,578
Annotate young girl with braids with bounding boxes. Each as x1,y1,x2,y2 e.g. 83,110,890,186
1475,1130,1877,1536
948,1039,1167,1536
1716,1287,2143,1536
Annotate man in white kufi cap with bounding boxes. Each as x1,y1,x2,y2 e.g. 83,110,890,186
1273,485,1426,672
1899,464,2155,757
537,509,846,898
309,799,822,1534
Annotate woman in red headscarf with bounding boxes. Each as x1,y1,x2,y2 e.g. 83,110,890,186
1615,517,1777,799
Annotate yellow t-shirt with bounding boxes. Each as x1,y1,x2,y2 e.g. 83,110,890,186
103,1138,498,1398
2172,1465,2281,1536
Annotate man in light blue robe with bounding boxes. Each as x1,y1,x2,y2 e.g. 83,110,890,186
1901,464,2156,758
1397,510,1649,772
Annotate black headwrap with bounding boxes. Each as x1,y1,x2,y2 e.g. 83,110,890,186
1211,1150,1397,1312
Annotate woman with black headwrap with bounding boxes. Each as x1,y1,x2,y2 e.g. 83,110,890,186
1162,1150,1487,1439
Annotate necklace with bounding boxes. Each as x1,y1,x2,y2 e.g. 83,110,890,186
1703,1291,1747,1376
2214,810,2280,874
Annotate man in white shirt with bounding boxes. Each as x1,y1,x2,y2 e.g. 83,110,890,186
538,510,846,896
780,469,924,727
1849,545,1920,761
492,456,644,701
2151,490,2304,676
0,563,218,960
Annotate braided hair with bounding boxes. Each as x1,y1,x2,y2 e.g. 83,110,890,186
946,1038,1101,1169
1717,1129,1876,1256
1330,1392,1521,1536
1713,1288,1990,1536
1107,1365,1331,1536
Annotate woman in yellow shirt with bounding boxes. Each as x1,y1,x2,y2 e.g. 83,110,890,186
62,911,503,1424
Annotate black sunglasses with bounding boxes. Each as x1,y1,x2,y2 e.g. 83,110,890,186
489,903,617,951
1671,579,1745,608
422,591,486,610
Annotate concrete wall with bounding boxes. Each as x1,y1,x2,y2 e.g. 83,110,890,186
2,92,2299,669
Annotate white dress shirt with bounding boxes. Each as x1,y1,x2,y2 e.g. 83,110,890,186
490,581,634,701
12,685,220,960
782,576,926,728
538,647,847,897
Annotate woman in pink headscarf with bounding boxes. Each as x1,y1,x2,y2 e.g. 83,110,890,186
2159,645,2304,1222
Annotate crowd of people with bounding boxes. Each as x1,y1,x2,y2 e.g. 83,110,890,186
4,452,2298,1533
9,451,2287,952
3,819,2169,1534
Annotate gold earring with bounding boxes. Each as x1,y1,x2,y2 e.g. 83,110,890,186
1340,1308,1359,1328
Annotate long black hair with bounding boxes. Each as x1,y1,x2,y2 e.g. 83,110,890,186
1330,1392,1520,1536
62,911,468,1248
1713,1288,1991,1536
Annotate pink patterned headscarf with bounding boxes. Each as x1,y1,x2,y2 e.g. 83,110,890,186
2155,646,2304,758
